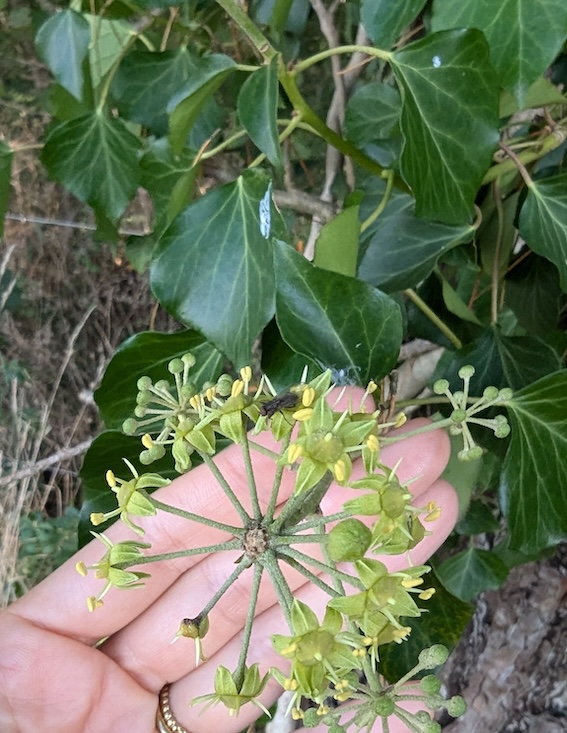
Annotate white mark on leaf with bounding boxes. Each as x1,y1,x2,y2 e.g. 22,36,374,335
432,55,442,68
259,181,272,239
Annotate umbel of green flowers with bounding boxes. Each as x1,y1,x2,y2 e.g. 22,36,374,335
78,356,510,731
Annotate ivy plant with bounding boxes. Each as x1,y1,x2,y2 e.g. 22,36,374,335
2,0,567,725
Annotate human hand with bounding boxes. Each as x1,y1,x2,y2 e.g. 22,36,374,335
0,389,458,733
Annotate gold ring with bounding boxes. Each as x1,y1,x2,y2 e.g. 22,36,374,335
156,683,192,733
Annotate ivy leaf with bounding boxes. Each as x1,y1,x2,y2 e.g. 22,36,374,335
505,255,562,335
518,175,567,292
112,48,196,136
274,241,403,385
168,54,236,154
139,138,198,235
94,330,224,429
151,171,286,367
361,0,427,49
0,141,12,237
314,206,360,278
344,82,401,145
441,328,561,393
41,110,141,222
35,9,90,101
502,371,567,553
87,16,132,90
378,570,473,682
358,186,474,292
261,319,321,393
436,548,509,601
391,30,499,224
237,57,282,168
432,0,567,106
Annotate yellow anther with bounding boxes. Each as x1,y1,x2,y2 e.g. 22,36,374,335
292,407,313,421
393,626,412,641
367,380,378,393
205,386,216,402
394,412,407,428
419,588,436,600
287,443,303,464
90,512,106,526
352,647,366,657
291,708,304,721
239,366,252,384
231,379,244,398
334,459,346,483
280,642,297,656
75,561,88,577
425,504,442,522
141,433,153,450
367,434,379,453
189,395,202,411
317,704,329,716
105,469,116,488
284,678,299,691
87,596,104,613
302,386,315,407
401,577,424,588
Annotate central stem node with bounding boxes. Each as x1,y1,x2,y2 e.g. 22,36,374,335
242,522,269,560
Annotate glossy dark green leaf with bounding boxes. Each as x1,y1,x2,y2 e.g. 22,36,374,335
139,138,198,234
505,255,562,335
502,371,567,553
378,569,474,682
95,330,224,429
253,0,310,35
358,188,474,292
441,328,561,393
456,500,500,536
432,0,567,106
274,241,403,385
518,175,567,292
391,30,499,224
112,48,196,136
261,318,321,393
41,110,141,222
35,9,90,101
0,141,12,238
361,0,427,49
237,57,282,168
168,54,236,154
344,82,401,146
78,430,177,547
440,274,481,325
151,171,286,367
436,548,509,601
499,77,567,117
314,206,360,278
87,16,131,90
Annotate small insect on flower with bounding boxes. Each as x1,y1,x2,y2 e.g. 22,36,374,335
259,392,299,418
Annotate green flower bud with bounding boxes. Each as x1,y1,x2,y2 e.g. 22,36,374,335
122,418,138,435
498,387,513,401
458,365,475,379
495,422,511,438
182,352,196,368
328,519,371,562
137,375,152,390
216,374,234,397
433,379,449,395
483,385,499,400
419,644,449,668
445,695,467,717
134,405,147,418
420,675,442,694
374,695,395,717
136,390,152,406
168,358,184,374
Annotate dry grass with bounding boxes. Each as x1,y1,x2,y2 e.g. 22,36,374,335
0,60,176,605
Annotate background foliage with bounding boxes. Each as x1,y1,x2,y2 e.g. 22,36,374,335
2,0,567,682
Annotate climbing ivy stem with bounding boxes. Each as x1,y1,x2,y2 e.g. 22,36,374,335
291,44,392,75
403,288,463,350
